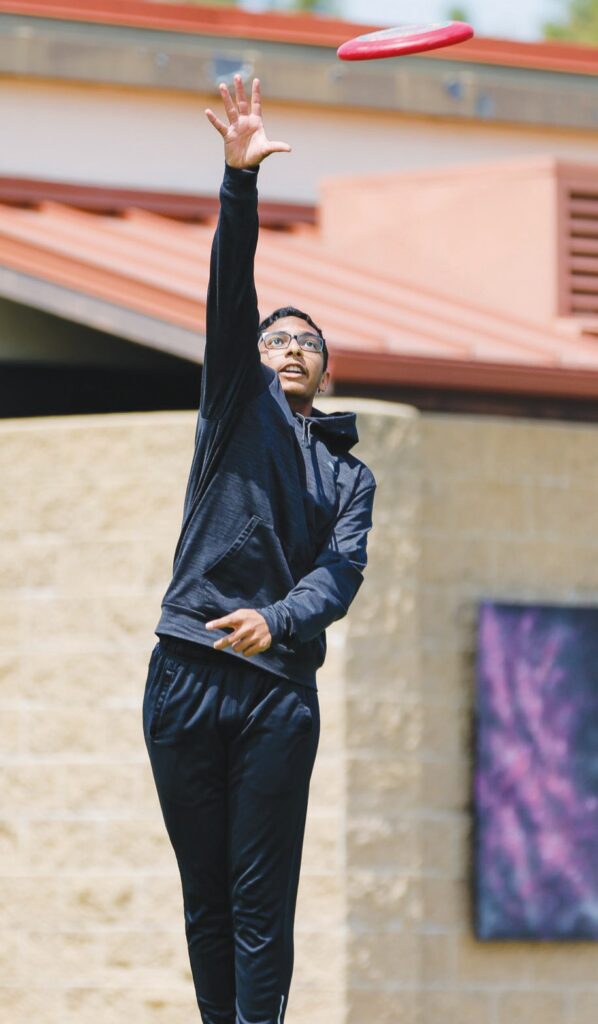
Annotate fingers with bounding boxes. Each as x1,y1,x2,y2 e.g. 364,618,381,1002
234,74,249,114
221,76,259,121
206,613,248,652
205,614,236,631
265,141,292,155
213,629,243,651
219,82,238,124
205,615,269,655
243,640,269,657
251,77,262,118
204,108,228,137
214,627,253,653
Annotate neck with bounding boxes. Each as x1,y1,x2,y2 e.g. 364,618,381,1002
286,394,313,417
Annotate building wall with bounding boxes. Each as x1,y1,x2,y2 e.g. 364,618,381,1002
0,406,367,1024
4,78,598,202
414,413,598,1024
319,157,563,324
1,402,598,1024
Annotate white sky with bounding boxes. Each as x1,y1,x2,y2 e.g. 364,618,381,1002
242,0,568,41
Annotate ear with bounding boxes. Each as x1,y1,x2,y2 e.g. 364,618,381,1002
316,369,331,395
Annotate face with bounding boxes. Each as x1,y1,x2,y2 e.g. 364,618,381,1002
258,316,330,412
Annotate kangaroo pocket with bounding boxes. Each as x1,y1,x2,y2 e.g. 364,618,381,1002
201,514,296,610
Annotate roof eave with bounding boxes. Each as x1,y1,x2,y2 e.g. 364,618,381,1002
333,348,598,400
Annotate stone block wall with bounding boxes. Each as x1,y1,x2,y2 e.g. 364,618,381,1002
414,415,598,1024
320,398,423,1024
0,412,201,1024
1,403,598,1024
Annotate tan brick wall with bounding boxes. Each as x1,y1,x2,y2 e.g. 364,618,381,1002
415,414,598,1024
0,412,200,1024
319,399,423,1024
321,405,598,1024
2,405,598,1024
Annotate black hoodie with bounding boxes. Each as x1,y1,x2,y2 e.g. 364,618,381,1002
155,163,376,689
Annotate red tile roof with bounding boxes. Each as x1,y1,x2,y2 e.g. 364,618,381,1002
2,0,598,77
2,196,598,399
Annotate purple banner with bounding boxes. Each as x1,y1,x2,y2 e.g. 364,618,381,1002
475,601,598,940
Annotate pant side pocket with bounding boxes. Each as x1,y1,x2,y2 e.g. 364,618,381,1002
149,659,178,740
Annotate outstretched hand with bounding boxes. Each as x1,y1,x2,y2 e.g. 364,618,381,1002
205,75,291,169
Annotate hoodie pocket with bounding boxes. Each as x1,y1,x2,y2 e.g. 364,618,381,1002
203,514,295,605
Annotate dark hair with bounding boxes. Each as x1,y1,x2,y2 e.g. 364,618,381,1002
258,305,329,372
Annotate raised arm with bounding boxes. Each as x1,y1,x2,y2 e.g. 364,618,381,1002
200,77,291,419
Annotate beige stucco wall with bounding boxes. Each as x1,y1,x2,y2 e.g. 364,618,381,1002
5,78,598,203
1,402,598,1024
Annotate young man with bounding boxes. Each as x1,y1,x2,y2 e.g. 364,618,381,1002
142,77,376,1024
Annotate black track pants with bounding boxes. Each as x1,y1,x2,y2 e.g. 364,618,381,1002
142,635,320,1024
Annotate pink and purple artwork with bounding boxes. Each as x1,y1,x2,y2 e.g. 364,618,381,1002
475,601,598,940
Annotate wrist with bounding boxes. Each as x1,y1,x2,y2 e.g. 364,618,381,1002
258,602,292,645
222,162,260,195
224,160,260,174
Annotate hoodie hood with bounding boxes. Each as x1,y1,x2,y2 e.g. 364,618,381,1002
295,405,359,453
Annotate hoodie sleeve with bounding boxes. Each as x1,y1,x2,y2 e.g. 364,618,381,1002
258,476,376,645
200,162,264,420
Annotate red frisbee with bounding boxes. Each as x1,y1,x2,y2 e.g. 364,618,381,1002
337,21,474,61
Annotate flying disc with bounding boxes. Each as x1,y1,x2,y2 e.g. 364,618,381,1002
337,21,474,61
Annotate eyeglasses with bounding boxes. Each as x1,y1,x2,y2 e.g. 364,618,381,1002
259,330,324,354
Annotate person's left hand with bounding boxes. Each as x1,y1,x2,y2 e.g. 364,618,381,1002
206,609,272,656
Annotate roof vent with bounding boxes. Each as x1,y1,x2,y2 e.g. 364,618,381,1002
565,186,598,317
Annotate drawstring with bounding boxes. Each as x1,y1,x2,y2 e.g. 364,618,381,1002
298,415,313,446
